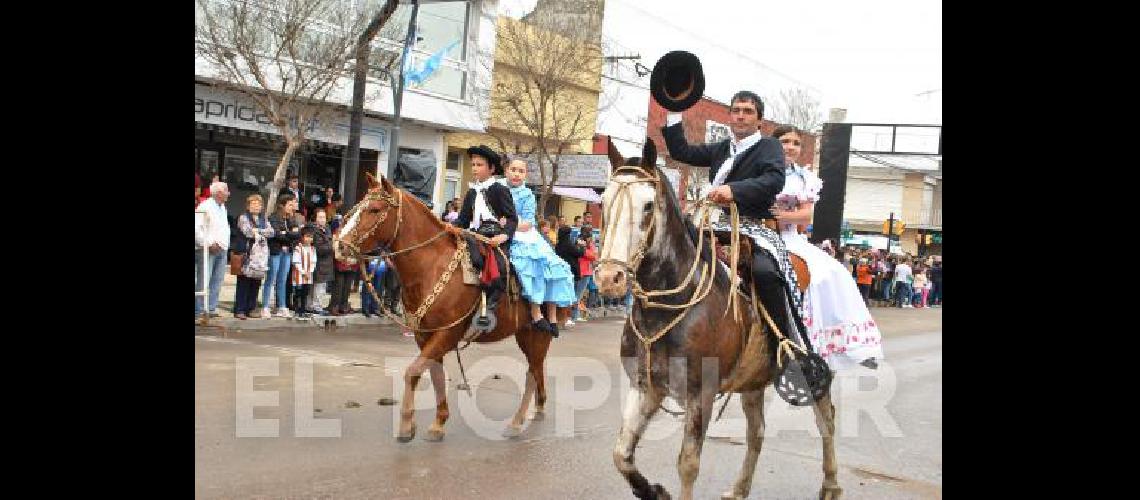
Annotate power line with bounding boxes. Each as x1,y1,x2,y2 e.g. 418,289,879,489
609,0,820,95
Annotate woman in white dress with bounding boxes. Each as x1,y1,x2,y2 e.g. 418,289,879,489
770,125,883,370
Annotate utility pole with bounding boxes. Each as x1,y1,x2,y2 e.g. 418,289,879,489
385,0,421,182
343,0,400,208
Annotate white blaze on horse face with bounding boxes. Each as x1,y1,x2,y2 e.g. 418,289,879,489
339,206,362,243
600,174,657,269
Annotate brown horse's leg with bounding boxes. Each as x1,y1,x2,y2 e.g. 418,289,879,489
813,392,843,499
677,389,716,500
517,325,552,420
398,332,459,443
722,389,766,500
424,355,450,442
503,368,536,438
613,386,670,500
397,355,429,443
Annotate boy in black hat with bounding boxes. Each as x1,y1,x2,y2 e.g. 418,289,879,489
453,145,517,327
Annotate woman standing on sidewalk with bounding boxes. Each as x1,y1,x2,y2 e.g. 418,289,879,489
234,194,274,319
554,225,584,327
262,193,301,318
308,210,334,314
855,257,874,306
574,227,597,322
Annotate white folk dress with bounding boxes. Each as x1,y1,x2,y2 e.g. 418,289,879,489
778,165,884,370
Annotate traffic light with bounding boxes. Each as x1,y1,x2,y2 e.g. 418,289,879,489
881,219,906,235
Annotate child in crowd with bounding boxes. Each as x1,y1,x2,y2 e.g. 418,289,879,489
291,229,318,319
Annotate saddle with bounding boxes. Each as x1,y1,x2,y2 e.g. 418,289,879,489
460,234,520,300
712,231,810,292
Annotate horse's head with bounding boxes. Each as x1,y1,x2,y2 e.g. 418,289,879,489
595,138,666,298
333,173,403,261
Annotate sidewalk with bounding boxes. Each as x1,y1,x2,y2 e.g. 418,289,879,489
199,273,377,330
198,273,630,330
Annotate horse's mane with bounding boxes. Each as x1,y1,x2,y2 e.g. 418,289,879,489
653,164,731,289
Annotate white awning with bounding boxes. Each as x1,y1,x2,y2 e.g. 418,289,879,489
552,186,602,203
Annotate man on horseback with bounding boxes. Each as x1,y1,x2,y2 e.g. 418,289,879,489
452,145,517,328
660,90,810,350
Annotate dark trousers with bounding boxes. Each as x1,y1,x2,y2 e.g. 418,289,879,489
292,284,311,313
234,276,262,315
858,283,871,305
380,267,401,310
331,271,354,311
284,270,294,311
751,250,809,347
930,281,942,305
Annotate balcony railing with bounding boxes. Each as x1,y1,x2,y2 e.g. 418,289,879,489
901,207,942,229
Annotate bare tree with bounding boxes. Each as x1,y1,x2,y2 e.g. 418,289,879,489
770,87,824,133
485,13,603,214
195,0,387,210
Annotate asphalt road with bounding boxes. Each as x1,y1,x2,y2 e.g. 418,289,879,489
195,307,941,499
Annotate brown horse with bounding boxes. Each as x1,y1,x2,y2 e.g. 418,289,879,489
593,140,841,500
333,174,568,442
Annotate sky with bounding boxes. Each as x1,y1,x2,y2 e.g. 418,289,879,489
499,0,942,125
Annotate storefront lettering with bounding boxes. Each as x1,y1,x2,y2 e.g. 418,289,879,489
195,97,275,126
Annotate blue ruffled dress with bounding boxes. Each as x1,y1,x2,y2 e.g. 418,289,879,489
507,184,577,306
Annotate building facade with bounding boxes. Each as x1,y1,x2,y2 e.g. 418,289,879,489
195,0,500,216
443,6,607,218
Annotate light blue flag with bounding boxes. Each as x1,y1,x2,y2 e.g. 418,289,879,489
404,40,459,86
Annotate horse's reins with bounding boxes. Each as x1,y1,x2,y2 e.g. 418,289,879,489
338,187,478,335
598,166,744,388
599,165,809,393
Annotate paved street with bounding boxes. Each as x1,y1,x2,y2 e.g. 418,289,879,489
195,307,941,499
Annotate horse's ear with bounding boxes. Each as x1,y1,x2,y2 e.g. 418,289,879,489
641,137,657,168
606,137,625,172
365,172,381,189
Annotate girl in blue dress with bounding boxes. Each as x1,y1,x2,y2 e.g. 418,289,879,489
502,158,577,336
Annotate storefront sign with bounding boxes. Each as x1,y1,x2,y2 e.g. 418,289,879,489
195,84,389,151
517,154,611,188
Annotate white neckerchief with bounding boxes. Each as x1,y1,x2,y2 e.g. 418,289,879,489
469,177,497,230
712,130,764,187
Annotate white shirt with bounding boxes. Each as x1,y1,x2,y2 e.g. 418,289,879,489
894,263,913,283
195,197,230,250
711,130,764,187
468,178,498,230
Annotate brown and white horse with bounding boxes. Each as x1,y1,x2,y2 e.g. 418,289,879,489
333,174,569,442
593,140,841,500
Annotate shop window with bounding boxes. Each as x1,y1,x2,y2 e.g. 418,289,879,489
393,147,438,207
223,146,299,215
446,150,460,171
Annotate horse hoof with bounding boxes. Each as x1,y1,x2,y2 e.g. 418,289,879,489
819,486,843,500
396,424,416,443
502,425,522,439
720,492,744,500
424,429,445,442
529,411,545,421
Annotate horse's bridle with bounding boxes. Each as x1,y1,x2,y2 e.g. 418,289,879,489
598,165,734,387
337,186,476,333
337,187,404,259
338,186,453,261
596,165,660,277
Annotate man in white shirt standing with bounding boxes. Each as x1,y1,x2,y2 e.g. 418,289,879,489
892,259,913,308
196,181,231,318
